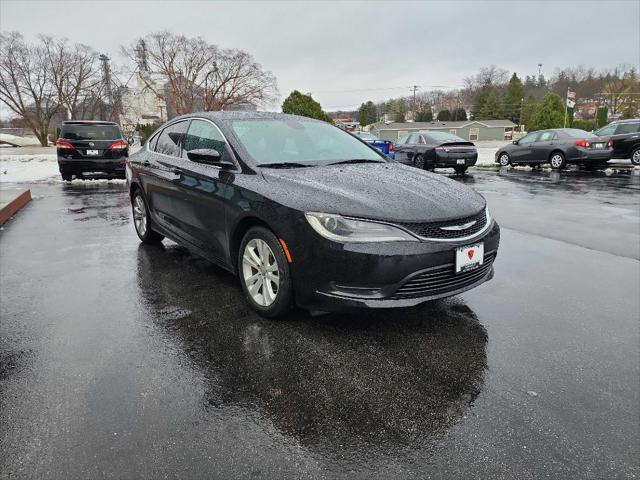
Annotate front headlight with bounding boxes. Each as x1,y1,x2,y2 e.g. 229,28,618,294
305,212,418,242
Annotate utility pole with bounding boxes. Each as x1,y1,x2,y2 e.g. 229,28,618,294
99,54,114,105
538,63,543,78
412,85,420,111
518,97,524,131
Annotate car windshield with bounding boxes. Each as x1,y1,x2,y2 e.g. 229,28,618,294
355,132,378,140
423,131,466,143
60,124,121,141
562,128,599,139
230,118,384,165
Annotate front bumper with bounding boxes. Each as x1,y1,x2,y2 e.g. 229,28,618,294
289,220,500,312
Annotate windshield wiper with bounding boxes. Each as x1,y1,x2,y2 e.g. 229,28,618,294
258,162,314,169
327,159,386,166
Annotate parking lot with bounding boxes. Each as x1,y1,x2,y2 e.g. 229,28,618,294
1,168,639,479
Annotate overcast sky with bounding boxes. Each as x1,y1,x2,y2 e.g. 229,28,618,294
1,0,639,113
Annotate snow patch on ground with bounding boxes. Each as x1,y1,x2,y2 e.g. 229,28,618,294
0,154,125,184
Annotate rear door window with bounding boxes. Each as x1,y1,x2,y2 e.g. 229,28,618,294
182,119,227,159
60,124,121,140
155,121,188,157
615,122,640,135
538,131,557,141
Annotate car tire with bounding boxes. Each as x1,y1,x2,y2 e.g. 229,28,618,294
238,226,293,318
498,152,511,167
549,152,567,170
631,147,640,166
454,166,468,174
131,189,164,244
413,154,425,169
61,172,73,181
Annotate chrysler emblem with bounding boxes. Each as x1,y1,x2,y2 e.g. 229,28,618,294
89,142,95,147
440,220,477,231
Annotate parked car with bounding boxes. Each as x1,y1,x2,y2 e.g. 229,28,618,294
56,121,129,181
127,112,500,318
495,128,612,170
594,119,640,165
393,131,477,174
351,131,395,158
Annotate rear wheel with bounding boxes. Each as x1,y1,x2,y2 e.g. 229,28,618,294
413,154,425,169
498,152,511,166
631,147,640,166
454,166,468,174
132,190,164,244
238,227,292,318
549,152,566,170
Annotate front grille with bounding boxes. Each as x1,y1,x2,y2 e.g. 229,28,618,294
391,252,495,299
397,209,487,240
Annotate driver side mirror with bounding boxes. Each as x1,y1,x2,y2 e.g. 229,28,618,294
512,140,519,145
187,148,233,168
128,137,135,146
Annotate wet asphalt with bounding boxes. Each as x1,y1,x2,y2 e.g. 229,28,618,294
0,168,639,479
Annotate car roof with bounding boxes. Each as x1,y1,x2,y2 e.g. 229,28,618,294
172,111,322,123
62,120,119,126
608,118,639,124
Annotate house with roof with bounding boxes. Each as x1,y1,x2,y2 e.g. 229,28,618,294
368,119,517,142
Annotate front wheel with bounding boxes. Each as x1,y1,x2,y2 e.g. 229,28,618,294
498,153,511,167
549,152,566,170
61,172,73,181
413,154,425,169
238,227,292,318
631,147,640,166
132,190,164,244
454,166,468,174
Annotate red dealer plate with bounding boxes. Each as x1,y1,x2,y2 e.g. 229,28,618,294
455,243,484,273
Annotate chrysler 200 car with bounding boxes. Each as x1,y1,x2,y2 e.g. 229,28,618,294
127,112,500,317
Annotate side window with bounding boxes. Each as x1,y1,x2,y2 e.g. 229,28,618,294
596,124,616,136
155,121,188,157
538,132,556,141
408,133,420,144
396,134,409,145
182,119,227,159
417,135,426,144
519,132,539,144
615,123,639,135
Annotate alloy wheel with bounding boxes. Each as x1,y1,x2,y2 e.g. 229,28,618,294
499,153,510,166
133,194,147,237
242,238,280,306
550,154,564,169
632,149,640,166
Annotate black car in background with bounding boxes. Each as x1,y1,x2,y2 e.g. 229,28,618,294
495,128,612,170
56,121,129,181
127,112,499,318
394,131,477,174
594,119,640,165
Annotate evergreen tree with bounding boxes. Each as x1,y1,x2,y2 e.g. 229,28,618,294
415,106,433,122
437,109,451,121
365,101,377,125
451,108,467,121
596,106,608,129
477,89,502,119
503,73,524,124
521,94,538,130
282,90,333,123
390,99,407,123
528,93,565,131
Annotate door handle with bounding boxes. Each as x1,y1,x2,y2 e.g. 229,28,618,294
172,168,183,176
142,160,151,166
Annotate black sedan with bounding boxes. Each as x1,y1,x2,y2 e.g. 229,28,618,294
495,128,612,170
127,112,500,317
394,131,478,174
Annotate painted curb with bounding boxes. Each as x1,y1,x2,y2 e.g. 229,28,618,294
0,189,32,226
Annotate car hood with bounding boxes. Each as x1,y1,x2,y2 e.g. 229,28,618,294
259,163,485,222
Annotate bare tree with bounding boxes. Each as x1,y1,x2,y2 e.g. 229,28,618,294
41,36,101,119
123,32,278,116
0,32,59,145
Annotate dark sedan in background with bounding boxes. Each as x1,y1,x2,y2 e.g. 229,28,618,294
495,128,612,170
351,131,395,158
56,121,129,181
127,112,499,318
594,119,640,165
394,131,477,174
